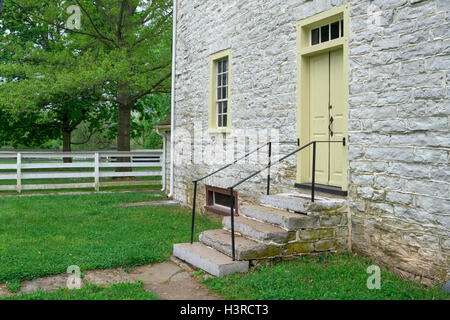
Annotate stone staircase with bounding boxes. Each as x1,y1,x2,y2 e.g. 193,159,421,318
173,193,348,277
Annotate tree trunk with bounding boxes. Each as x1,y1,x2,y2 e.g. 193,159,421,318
116,83,132,173
62,129,72,163
117,103,131,152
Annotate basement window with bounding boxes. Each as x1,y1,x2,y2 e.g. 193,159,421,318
311,19,344,45
205,185,238,216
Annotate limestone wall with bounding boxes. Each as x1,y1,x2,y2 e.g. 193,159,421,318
173,0,449,283
347,0,449,284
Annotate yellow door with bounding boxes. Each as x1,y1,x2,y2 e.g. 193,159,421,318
309,52,329,185
306,48,346,187
329,49,345,186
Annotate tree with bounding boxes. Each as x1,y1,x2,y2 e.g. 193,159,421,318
0,0,114,158
0,108,59,148
132,93,170,149
1,0,172,154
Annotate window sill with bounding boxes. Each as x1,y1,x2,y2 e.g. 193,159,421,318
204,205,238,216
207,128,231,134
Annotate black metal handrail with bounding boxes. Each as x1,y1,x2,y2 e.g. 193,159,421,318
190,140,299,244
226,138,346,260
190,141,271,244
189,137,345,261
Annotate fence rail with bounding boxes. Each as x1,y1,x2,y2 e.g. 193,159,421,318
0,150,165,193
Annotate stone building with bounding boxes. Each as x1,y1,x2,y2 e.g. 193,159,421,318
165,0,449,284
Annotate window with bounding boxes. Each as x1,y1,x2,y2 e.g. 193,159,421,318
205,185,238,216
216,59,228,129
209,49,231,132
310,19,344,45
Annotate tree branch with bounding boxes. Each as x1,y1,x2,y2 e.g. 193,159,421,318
74,0,117,47
130,72,171,103
71,128,98,145
10,0,116,49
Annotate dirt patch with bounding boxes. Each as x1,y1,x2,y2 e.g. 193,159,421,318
119,200,179,208
20,274,68,294
84,268,135,286
0,286,9,297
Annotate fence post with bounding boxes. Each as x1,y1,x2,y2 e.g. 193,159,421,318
16,153,22,193
94,152,100,192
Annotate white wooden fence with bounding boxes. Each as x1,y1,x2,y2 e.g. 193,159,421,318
0,150,165,193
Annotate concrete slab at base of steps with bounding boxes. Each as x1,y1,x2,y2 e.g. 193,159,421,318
240,204,320,230
222,216,292,244
173,242,249,277
260,193,346,213
200,229,282,260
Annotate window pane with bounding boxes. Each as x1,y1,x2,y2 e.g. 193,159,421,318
222,59,228,73
331,21,340,40
341,20,344,37
222,87,227,99
222,101,227,114
311,28,319,45
222,73,227,86
222,114,227,128
217,87,222,100
218,74,222,86
218,113,222,128
214,192,231,207
320,24,329,43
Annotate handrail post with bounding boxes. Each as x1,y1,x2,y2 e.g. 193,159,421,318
190,181,198,244
266,142,272,195
311,142,316,203
229,187,236,261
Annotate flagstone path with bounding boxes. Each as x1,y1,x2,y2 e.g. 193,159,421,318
0,259,222,300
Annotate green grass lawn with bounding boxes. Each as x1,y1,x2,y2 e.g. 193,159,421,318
0,191,220,283
1,281,159,300
202,253,449,300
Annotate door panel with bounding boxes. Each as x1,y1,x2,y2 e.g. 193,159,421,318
305,49,345,188
309,52,329,185
329,49,345,187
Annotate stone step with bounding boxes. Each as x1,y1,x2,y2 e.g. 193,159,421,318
173,242,249,277
260,193,346,213
240,204,320,230
222,216,293,244
200,229,282,260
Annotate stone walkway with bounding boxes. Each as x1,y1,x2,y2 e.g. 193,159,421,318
0,259,222,300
